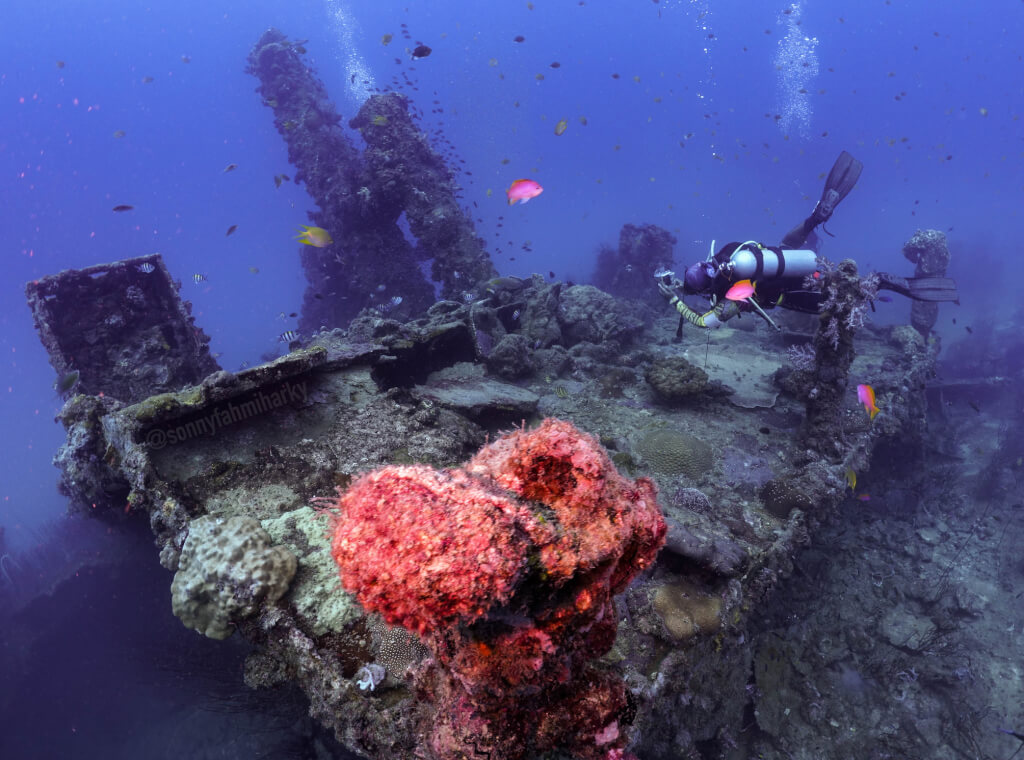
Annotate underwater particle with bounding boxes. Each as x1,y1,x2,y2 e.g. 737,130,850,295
113,130,126,138
554,118,568,135
488,57,498,66
223,163,238,173
979,107,988,116
142,76,154,83
412,44,432,58
225,224,238,236
192,273,207,283
112,204,134,212
381,33,393,45
513,34,525,42
181,55,191,63
56,60,65,68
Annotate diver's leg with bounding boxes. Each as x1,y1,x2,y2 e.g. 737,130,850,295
781,217,815,249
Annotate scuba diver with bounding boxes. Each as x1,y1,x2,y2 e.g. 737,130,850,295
658,151,959,331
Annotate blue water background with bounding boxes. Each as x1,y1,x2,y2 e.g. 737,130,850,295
2,0,1022,547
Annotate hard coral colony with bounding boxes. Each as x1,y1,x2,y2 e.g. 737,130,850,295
329,418,666,760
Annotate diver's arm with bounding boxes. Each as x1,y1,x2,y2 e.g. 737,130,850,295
660,284,736,329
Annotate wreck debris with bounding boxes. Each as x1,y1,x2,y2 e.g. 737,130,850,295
902,228,951,337
246,29,496,334
24,252,219,405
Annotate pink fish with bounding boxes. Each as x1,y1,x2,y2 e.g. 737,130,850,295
856,493,871,501
857,383,880,419
506,178,543,206
724,279,756,301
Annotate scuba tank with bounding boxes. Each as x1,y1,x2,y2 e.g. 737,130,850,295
722,241,818,281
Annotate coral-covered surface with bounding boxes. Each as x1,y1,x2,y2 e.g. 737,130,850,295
330,419,665,760
24,253,219,404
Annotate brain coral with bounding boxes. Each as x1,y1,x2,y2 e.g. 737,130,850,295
635,428,714,480
644,356,709,402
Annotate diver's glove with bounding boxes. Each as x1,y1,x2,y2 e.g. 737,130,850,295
658,281,680,301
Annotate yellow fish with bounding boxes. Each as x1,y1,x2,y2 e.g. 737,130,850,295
844,468,856,491
554,118,568,136
295,225,333,247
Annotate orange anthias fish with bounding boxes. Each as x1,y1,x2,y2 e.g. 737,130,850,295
857,383,880,419
295,225,333,247
724,279,756,301
506,178,543,206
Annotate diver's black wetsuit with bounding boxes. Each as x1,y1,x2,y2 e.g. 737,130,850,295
660,150,959,331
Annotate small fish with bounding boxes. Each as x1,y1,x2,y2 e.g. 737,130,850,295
282,120,298,130
411,45,432,58
548,271,555,278
138,262,156,274
653,266,675,279
511,309,521,321
294,45,307,54
295,225,333,247
856,493,872,502
844,468,857,491
554,118,569,136
142,76,154,83
513,35,525,42
249,267,259,274
550,62,561,69
264,98,279,108
54,369,80,395
487,276,527,293
506,178,543,206
965,325,973,334
554,385,569,399
113,130,126,139
112,204,134,212
725,279,756,301
181,55,191,63
372,114,389,126
226,224,238,236
579,115,588,126
857,383,880,420
273,173,290,187
239,360,250,370
279,330,299,343
192,273,208,283
289,312,298,318
223,163,238,173
381,33,393,46
968,400,981,414
56,60,65,69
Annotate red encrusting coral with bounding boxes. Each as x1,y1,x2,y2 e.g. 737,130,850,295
329,418,665,760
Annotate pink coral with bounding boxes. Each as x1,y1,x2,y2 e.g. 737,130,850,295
328,418,666,760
